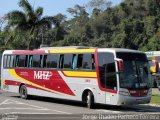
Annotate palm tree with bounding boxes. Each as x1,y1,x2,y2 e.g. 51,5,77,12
6,0,53,49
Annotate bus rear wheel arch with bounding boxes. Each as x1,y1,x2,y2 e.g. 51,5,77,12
19,84,28,99
82,90,95,109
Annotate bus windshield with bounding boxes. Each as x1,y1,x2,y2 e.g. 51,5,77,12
116,52,151,90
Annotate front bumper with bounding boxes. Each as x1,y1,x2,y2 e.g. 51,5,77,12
117,94,151,105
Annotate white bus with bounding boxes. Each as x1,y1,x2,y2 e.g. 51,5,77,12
1,46,152,108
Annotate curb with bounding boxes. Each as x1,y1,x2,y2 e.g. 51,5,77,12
148,104,160,107
144,104,160,107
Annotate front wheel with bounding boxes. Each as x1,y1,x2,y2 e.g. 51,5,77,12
86,91,94,109
20,85,28,99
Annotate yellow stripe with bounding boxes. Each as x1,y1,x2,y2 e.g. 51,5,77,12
9,69,73,96
63,71,97,78
49,49,95,53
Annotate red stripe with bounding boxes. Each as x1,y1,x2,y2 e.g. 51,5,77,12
14,69,75,96
4,80,59,94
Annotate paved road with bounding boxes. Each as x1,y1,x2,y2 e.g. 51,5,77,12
152,88,160,95
0,90,160,119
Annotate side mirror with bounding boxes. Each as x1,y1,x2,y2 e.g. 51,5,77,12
115,58,124,72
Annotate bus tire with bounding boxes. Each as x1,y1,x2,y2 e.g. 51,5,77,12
86,91,94,109
20,85,28,99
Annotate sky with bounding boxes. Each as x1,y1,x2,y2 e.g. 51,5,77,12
0,0,122,19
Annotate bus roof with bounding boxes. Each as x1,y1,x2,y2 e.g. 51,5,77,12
98,48,143,53
145,51,160,57
2,47,143,54
39,46,96,50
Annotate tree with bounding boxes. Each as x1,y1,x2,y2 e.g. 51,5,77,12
6,0,53,49
65,5,91,45
0,16,6,32
86,0,112,11
52,14,67,41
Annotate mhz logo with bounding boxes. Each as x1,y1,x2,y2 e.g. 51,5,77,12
34,71,53,80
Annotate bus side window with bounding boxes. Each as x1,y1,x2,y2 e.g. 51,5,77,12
43,55,47,68
10,55,16,68
82,54,92,70
77,54,83,69
3,55,7,68
92,54,95,70
72,54,77,69
18,55,28,67
6,55,11,68
40,55,43,68
59,55,64,69
32,55,42,68
63,54,73,69
98,52,117,90
46,54,58,68
15,55,19,67
29,55,33,67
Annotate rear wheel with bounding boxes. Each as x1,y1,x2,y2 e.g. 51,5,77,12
86,91,94,109
20,85,28,99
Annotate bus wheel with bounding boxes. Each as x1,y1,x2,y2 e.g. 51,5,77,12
20,85,28,99
86,91,94,109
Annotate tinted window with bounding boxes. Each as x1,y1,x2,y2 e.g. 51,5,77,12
82,54,92,69
32,55,43,68
10,55,16,67
72,54,77,69
59,55,64,69
77,54,83,69
64,54,73,69
4,55,17,68
6,55,11,67
92,54,95,70
28,55,33,67
98,52,117,90
3,55,7,68
15,55,19,67
18,55,28,67
116,52,151,89
45,54,58,68
116,52,148,61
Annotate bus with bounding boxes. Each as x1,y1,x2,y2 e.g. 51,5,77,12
1,46,152,108
145,51,160,89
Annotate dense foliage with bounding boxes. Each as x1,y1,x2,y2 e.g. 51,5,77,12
0,0,160,52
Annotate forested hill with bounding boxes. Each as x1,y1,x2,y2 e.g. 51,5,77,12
0,0,160,51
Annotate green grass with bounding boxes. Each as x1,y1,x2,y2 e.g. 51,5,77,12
151,95,160,105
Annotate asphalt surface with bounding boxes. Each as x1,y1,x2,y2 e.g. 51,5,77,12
0,90,160,120
152,88,160,95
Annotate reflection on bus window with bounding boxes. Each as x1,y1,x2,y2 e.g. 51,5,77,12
32,55,42,68
15,55,19,67
98,52,117,90
29,55,33,67
18,55,28,67
82,54,92,70
64,54,73,69
92,54,95,70
72,54,77,69
46,54,58,68
59,55,64,69
77,54,83,69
